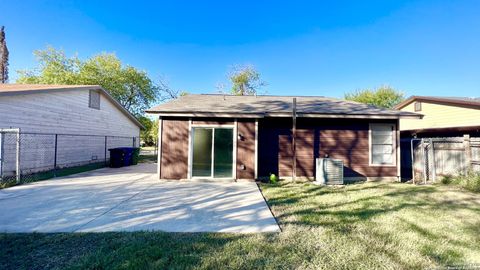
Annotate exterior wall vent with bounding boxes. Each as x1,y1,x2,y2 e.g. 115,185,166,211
315,158,344,185
89,90,101,110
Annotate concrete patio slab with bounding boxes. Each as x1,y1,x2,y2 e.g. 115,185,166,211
0,163,280,233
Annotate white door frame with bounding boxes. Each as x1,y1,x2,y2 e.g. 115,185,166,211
189,124,236,179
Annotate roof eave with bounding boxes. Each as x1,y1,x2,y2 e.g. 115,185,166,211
144,111,422,119
144,111,265,118
394,96,418,110
0,85,102,96
395,96,480,110
298,113,422,119
95,87,145,129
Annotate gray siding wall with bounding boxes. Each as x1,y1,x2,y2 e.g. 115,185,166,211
0,89,140,176
0,89,140,136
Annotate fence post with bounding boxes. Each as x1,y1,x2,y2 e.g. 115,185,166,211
430,138,436,182
464,134,472,174
104,136,108,166
411,139,415,184
422,139,427,184
53,134,58,177
16,130,20,183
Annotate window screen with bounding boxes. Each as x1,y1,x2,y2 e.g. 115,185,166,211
370,124,395,165
89,90,100,109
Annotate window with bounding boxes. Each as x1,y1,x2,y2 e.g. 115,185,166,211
414,101,422,112
89,90,100,109
370,124,395,165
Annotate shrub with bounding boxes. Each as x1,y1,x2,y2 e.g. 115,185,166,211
442,172,480,193
269,173,278,184
459,173,480,193
440,175,454,185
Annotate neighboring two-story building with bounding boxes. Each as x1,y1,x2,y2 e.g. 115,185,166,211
395,96,480,137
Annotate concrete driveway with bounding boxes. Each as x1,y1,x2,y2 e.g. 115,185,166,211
0,163,279,233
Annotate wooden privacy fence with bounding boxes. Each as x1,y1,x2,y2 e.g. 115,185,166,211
409,135,480,183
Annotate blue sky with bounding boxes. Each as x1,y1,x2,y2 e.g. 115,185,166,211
2,0,480,99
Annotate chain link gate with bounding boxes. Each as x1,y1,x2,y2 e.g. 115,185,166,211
0,129,20,183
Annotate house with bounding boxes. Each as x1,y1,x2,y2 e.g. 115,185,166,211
0,84,142,135
0,84,143,177
146,94,421,182
394,96,480,137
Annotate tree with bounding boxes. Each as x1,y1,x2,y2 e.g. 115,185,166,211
0,26,9,83
156,79,184,102
17,46,176,116
138,116,158,146
344,86,405,109
80,54,158,115
228,65,266,95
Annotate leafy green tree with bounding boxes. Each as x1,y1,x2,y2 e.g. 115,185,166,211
80,54,157,115
151,118,158,143
17,46,176,116
17,47,80,84
137,116,160,146
228,65,266,95
344,86,405,109
0,26,9,83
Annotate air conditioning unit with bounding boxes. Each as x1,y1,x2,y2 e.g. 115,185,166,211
315,158,344,185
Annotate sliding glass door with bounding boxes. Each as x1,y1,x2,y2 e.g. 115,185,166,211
213,128,234,177
192,128,213,177
192,127,234,178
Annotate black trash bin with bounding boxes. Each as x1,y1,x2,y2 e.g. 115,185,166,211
121,147,134,167
109,147,140,168
109,148,125,168
128,147,140,165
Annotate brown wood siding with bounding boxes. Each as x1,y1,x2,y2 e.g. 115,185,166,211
278,134,293,176
258,119,291,177
158,116,397,180
296,129,315,177
258,118,397,178
192,118,234,126
161,118,189,179
236,120,255,179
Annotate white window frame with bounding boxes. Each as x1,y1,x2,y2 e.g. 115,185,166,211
369,123,396,167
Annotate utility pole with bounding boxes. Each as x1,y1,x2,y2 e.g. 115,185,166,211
292,98,297,181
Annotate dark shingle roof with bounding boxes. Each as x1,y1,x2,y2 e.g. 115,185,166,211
146,94,421,119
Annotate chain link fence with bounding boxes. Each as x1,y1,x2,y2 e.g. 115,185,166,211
0,129,139,185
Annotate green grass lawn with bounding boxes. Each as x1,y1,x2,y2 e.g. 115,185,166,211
1,182,479,269
138,154,157,163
